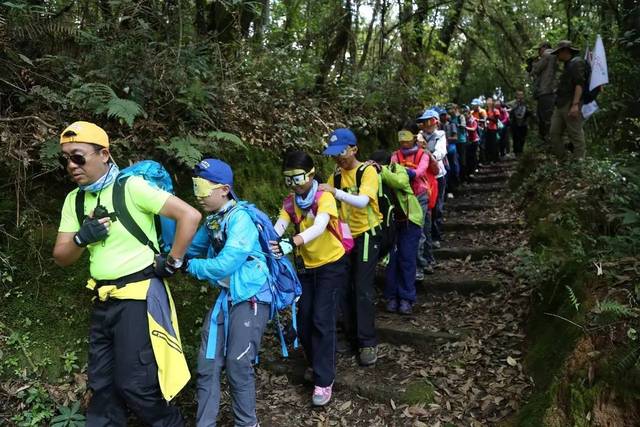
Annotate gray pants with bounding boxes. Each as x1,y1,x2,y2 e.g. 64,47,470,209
537,93,555,144
196,300,269,427
550,103,585,160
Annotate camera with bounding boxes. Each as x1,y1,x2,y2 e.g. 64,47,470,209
94,205,117,221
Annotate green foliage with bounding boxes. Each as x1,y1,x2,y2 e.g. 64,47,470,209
11,384,55,427
595,299,638,319
51,401,85,427
67,83,145,128
566,286,580,312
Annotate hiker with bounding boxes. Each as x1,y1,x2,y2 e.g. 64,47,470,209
496,99,511,158
530,41,558,144
319,128,383,366
464,105,480,176
452,104,469,181
272,151,348,406
471,99,487,165
416,109,447,249
442,109,459,198
484,97,501,163
509,90,531,156
53,121,201,426
184,159,271,427
371,149,424,315
549,40,587,160
391,125,436,279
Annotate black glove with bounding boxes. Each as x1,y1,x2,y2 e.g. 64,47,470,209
154,254,178,278
74,218,109,247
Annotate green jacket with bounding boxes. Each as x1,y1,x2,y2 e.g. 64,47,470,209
379,163,424,228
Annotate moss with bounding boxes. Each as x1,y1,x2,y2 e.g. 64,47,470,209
401,380,435,404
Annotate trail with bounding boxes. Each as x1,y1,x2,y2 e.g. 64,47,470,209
188,160,534,426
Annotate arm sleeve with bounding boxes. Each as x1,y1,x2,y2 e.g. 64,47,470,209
335,190,370,208
531,54,548,75
298,212,330,244
186,225,210,258
466,119,478,131
274,218,289,237
433,133,447,161
572,59,586,87
186,210,257,282
390,152,399,164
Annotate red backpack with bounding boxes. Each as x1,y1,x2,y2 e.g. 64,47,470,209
282,191,354,254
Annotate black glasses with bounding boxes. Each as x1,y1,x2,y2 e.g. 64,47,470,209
58,150,101,167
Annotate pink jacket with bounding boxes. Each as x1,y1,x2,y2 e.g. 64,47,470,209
391,148,430,196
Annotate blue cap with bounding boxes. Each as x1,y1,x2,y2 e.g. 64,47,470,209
193,158,238,200
471,98,481,106
416,109,440,122
323,128,357,156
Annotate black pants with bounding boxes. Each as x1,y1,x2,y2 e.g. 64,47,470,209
431,176,446,242
499,126,510,156
512,125,528,155
457,143,468,181
87,298,183,427
466,142,478,174
537,94,555,143
339,230,381,348
485,130,499,163
298,256,348,387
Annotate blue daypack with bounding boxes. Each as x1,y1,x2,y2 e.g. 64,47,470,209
235,201,303,357
74,160,177,254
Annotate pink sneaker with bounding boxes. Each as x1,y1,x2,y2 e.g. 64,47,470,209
312,384,333,406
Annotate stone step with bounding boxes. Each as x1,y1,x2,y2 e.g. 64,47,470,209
375,272,499,294
375,318,460,353
260,353,437,404
433,246,505,260
444,220,513,232
457,183,508,194
468,174,508,183
446,202,500,211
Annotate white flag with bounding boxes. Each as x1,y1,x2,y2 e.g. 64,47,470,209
589,35,609,91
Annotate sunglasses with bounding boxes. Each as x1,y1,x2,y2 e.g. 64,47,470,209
283,169,314,187
331,146,354,158
58,150,101,168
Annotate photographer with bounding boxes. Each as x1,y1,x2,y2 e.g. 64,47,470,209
530,41,558,144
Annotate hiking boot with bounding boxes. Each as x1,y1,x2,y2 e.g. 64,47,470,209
386,299,398,313
336,337,353,355
432,240,441,249
398,299,413,315
423,264,435,275
359,346,378,366
415,270,425,282
304,367,314,383
312,384,333,406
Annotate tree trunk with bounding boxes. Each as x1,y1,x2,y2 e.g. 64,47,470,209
254,0,270,42
316,0,352,89
358,0,380,69
436,0,464,54
413,0,429,51
453,40,472,102
379,0,387,61
195,0,207,35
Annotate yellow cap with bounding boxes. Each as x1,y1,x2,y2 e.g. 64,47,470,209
398,130,414,142
60,121,109,148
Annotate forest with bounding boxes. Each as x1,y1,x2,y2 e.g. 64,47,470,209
1,0,640,425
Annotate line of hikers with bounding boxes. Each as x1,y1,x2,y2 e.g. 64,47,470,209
52,105,519,426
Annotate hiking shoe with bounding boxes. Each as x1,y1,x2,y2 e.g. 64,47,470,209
432,240,441,249
398,299,413,315
386,299,398,313
415,270,425,282
359,347,378,366
447,193,455,199
312,384,333,406
423,264,435,275
304,367,314,383
336,337,353,355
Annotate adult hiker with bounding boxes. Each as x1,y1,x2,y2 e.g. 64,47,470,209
391,125,436,279
464,105,480,176
549,40,587,160
272,151,348,406
451,104,469,181
53,121,201,426
319,128,383,366
471,99,487,165
530,41,558,144
416,109,447,249
183,159,272,427
371,149,424,316
442,108,459,198
496,99,511,158
508,90,532,156
484,97,501,163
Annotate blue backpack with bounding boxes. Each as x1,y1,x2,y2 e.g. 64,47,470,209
74,160,177,254
235,201,303,357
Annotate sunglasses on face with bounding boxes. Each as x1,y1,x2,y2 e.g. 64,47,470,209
283,168,314,187
331,146,354,158
58,150,101,168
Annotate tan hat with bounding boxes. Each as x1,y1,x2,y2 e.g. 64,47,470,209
550,40,580,55
60,121,109,148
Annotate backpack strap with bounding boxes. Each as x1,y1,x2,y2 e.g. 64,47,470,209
75,190,86,226
113,176,160,254
333,169,342,191
355,163,369,191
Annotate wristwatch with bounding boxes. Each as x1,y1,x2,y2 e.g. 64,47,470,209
166,255,184,270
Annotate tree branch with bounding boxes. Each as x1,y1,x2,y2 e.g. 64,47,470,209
0,116,56,129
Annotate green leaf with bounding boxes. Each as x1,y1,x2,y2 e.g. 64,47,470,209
18,53,34,66
207,131,246,149
105,98,144,128
159,136,205,167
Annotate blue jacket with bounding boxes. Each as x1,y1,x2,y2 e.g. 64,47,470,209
186,201,270,305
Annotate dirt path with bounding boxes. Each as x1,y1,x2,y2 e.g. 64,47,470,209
194,160,534,426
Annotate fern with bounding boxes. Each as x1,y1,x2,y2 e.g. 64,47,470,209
617,345,640,372
566,285,580,312
67,83,145,128
159,136,206,167
595,299,638,318
207,131,246,149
